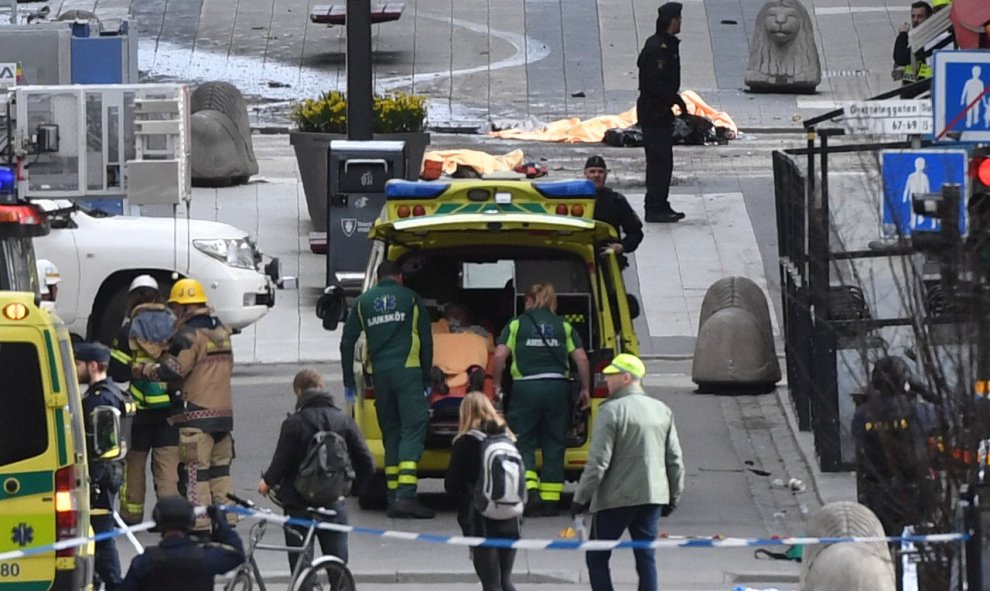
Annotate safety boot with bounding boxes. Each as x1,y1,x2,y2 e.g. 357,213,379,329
387,497,435,519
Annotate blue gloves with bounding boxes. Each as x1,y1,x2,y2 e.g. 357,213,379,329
344,386,356,403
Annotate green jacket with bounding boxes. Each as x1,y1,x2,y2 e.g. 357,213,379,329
497,308,582,379
340,278,433,388
573,383,684,512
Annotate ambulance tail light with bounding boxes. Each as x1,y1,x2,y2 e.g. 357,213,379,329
54,465,79,557
412,205,426,217
555,204,568,215
385,181,448,200
592,358,611,398
570,204,585,216
397,205,411,218
533,180,596,198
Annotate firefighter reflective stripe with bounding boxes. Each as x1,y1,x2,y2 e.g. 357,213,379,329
110,348,133,364
385,465,399,490
525,469,540,491
539,481,563,502
917,63,932,80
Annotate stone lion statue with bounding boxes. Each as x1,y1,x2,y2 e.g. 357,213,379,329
745,0,821,93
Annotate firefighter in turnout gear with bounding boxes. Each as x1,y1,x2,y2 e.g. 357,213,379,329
341,260,435,518
109,275,180,525
134,278,235,531
493,282,591,517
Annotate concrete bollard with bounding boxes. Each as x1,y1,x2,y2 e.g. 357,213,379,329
692,276,781,393
744,0,822,93
190,82,259,187
801,502,895,591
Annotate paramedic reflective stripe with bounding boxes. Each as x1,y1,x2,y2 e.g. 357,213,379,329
129,381,171,409
110,349,133,364
539,482,563,502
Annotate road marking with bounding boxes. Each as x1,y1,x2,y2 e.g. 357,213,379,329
815,6,897,15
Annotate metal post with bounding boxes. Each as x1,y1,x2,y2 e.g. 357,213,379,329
810,131,841,471
346,0,373,140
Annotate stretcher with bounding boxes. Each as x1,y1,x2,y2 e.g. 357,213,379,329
426,331,498,438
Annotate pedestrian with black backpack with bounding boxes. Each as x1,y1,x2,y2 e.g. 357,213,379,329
257,369,374,570
445,392,525,591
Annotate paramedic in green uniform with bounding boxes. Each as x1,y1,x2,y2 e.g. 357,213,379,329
493,282,591,517
340,260,435,519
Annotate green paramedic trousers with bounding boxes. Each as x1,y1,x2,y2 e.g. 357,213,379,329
374,367,429,500
507,379,570,503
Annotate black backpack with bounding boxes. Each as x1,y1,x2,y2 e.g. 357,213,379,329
294,419,355,506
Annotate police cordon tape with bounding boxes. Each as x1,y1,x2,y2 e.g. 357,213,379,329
0,504,971,562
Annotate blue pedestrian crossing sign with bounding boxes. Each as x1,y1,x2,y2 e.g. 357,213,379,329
881,149,968,236
933,50,990,142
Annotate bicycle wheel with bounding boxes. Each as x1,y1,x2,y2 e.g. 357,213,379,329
294,558,356,591
225,568,253,591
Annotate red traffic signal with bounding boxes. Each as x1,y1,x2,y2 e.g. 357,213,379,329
976,157,990,188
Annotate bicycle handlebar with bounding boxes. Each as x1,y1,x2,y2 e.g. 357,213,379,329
226,492,256,508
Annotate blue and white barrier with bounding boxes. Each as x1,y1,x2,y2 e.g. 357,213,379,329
0,504,970,562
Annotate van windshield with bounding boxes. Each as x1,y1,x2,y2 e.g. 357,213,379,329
0,342,48,465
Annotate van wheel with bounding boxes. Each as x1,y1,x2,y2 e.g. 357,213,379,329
357,470,388,510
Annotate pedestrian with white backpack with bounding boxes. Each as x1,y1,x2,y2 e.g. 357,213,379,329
445,392,525,591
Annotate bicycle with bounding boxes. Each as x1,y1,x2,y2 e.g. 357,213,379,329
223,492,356,591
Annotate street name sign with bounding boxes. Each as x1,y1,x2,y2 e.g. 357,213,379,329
933,49,990,142
842,100,932,136
881,149,968,236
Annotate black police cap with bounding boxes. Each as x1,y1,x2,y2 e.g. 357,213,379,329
153,496,195,531
584,155,607,170
658,2,683,21
73,342,110,363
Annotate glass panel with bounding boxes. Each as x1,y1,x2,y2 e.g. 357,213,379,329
0,236,38,291
107,105,120,188
0,342,48,464
461,260,515,289
86,93,103,191
25,92,80,193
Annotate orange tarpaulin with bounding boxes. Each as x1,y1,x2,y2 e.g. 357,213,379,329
422,148,526,175
489,90,738,143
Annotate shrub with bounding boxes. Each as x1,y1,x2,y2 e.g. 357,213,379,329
290,91,427,133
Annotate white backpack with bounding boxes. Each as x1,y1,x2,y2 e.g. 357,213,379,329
469,429,526,520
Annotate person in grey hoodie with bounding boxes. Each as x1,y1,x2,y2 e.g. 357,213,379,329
571,353,684,591
257,369,374,571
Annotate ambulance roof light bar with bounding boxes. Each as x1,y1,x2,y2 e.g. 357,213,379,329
385,181,449,200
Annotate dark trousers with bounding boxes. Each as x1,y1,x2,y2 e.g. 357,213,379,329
374,367,429,500
506,379,570,502
470,516,519,591
638,97,675,215
586,504,662,591
284,501,350,573
91,512,122,590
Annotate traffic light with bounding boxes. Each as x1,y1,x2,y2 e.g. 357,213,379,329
968,149,990,263
912,184,962,253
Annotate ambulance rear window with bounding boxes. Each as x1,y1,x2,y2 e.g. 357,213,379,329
0,342,47,465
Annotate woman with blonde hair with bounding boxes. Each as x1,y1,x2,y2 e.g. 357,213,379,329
445,392,520,591
492,282,591,517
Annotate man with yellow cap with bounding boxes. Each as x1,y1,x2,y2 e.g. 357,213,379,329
571,353,684,591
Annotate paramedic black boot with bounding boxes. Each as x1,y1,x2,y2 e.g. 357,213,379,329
388,497,435,519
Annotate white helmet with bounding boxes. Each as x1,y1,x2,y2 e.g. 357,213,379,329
129,274,159,293
35,259,61,296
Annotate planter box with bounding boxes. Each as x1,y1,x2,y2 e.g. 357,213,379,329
290,131,430,231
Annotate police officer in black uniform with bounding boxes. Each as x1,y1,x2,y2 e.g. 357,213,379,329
76,342,135,591
637,2,687,224
584,155,644,269
852,356,934,536
120,496,245,591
